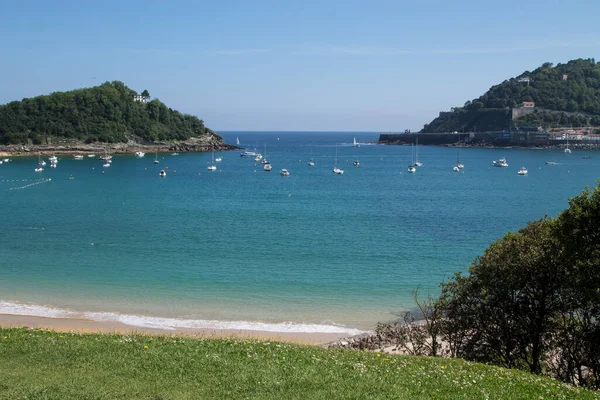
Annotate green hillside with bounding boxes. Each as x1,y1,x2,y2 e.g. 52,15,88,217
0,328,597,400
0,81,220,145
422,58,600,133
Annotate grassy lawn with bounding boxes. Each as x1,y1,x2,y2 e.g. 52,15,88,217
0,327,597,399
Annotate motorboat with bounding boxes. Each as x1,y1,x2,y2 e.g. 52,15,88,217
2,158,9,162
207,165,217,171
73,155,84,160
99,155,112,161
240,151,257,157
456,163,464,169
34,167,43,172
50,162,57,168
254,154,263,162
453,166,460,172
102,162,111,168
215,157,222,162
87,154,96,158
407,165,416,173
493,158,508,167
264,163,272,172
517,167,528,175
353,160,360,166
135,151,145,158
159,170,167,177
171,152,179,156
48,156,58,162
280,168,290,176
308,160,315,167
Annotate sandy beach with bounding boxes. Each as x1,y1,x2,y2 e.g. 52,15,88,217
0,314,348,345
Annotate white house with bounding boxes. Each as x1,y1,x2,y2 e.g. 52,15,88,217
133,95,147,103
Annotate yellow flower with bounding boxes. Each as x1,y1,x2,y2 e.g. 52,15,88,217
149,338,153,341
59,335,63,338
441,366,445,369
377,353,381,357
144,345,148,349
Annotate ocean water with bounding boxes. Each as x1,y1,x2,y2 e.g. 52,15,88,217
0,131,598,334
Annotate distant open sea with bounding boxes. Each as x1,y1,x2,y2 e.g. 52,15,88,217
0,131,598,334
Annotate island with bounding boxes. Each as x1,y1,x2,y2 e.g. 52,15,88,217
0,81,236,155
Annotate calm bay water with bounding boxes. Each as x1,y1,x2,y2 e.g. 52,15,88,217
0,131,598,333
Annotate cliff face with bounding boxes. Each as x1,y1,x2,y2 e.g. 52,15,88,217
422,58,600,133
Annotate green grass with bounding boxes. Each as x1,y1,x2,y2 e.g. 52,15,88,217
0,328,597,399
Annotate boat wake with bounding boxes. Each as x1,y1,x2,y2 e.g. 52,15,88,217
0,300,364,335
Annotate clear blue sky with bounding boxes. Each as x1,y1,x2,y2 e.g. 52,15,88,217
1,0,599,131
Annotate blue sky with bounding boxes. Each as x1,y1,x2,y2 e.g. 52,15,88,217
1,0,600,131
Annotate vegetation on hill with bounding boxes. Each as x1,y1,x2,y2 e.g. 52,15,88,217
378,182,600,389
0,327,596,399
0,81,219,145
422,58,600,132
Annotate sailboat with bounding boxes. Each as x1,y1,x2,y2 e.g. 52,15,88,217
564,133,572,153
34,155,44,172
307,147,315,166
333,145,344,174
261,143,269,165
407,143,416,173
414,137,423,167
353,137,360,147
154,152,159,164
236,137,240,146
207,147,217,171
455,140,464,169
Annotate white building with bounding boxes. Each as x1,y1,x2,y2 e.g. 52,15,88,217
133,95,147,103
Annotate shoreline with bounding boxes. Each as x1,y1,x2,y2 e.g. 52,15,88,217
0,314,349,345
0,140,239,157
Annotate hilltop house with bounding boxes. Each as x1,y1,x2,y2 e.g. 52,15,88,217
133,95,147,103
522,101,535,108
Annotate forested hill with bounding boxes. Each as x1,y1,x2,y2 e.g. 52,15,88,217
422,58,600,133
0,81,220,145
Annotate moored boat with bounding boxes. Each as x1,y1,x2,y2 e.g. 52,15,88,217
493,157,508,167
517,167,528,175
280,168,290,176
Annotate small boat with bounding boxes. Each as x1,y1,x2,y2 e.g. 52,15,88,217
453,166,460,172
308,147,315,166
517,167,528,175
69,174,74,180
87,154,96,158
50,162,57,168
408,143,416,173
0,161,3,165
261,143,269,165
280,168,290,176
240,151,257,157
2,158,9,162
49,155,58,162
159,170,166,177
582,156,591,159
215,157,222,162
564,134,572,153
135,151,145,158
264,163,272,172
153,152,159,164
414,137,423,166
34,167,43,172
73,155,84,160
333,145,344,174
39,160,47,166
207,146,217,170
171,152,179,156
352,137,360,147
455,141,464,169
102,162,110,168
254,154,263,162
37,156,46,166
546,161,558,165
493,157,508,167
353,160,360,166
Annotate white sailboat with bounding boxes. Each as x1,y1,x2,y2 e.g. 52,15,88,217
353,137,360,147
414,137,423,167
154,152,159,164
333,145,344,174
564,133,572,153
207,146,217,171
159,169,167,177
407,143,416,173
308,147,315,166
456,144,464,169
261,143,269,165
236,137,240,146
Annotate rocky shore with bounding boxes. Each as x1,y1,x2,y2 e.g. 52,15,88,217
0,137,239,157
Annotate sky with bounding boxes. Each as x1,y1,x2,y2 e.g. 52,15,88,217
1,0,600,132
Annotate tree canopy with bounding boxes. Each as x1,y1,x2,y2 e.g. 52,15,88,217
438,182,600,387
0,81,217,145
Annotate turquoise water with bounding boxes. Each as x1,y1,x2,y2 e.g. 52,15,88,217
0,131,598,333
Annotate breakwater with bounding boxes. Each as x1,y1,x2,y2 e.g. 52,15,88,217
379,132,600,147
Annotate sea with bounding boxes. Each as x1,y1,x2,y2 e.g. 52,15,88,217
0,131,598,335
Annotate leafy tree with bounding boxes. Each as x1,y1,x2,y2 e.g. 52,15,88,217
141,89,150,99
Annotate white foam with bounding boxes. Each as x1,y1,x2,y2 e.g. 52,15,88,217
0,301,77,319
84,311,364,335
0,300,364,335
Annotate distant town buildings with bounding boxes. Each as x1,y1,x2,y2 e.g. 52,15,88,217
522,101,535,108
133,95,147,103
